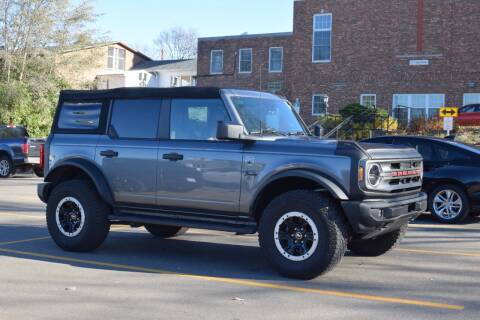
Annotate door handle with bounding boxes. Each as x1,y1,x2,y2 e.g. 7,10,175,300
100,150,118,158
162,153,184,161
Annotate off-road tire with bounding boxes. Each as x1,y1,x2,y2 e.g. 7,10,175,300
46,179,110,252
258,190,348,280
348,224,408,257
428,184,470,224
0,154,13,178
144,225,189,238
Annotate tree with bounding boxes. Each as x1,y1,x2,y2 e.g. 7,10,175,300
154,27,198,60
0,0,100,136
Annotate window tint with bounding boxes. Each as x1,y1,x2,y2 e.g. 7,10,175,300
58,102,102,130
435,144,471,162
415,142,434,161
110,99,161,139
170,99,230,141
0,126,28,138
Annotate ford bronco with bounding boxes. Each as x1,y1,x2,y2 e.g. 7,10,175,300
38,87,427,279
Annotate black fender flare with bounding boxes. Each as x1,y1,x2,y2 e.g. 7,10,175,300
250,169,349,213
45,158,114,205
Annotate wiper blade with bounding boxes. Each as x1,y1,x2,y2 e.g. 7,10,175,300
287,131,307,136
250,129,286,136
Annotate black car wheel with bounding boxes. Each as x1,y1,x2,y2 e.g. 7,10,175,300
429,184,470,224
258,190,348,280
0,155,13,178
33,167,44,178
144,225,188,238
47,180,111,252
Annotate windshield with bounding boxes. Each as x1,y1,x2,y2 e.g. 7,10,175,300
231,96,306,136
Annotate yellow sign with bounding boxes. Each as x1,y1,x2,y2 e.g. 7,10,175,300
439,107,459,118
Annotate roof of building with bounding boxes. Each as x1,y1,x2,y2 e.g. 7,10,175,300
131,59,197,73
59,87,221,100
62,41,152,61
198,32,293,42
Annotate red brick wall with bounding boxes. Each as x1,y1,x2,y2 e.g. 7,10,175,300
197,0,480,124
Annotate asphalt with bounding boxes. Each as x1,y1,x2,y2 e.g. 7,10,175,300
0,176,479,320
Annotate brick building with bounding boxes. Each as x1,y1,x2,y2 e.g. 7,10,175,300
197,0,480,125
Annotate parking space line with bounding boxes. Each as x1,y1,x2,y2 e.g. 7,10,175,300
397,248,480,258
0,212,44,219
0,247,464,311
0,236,50,246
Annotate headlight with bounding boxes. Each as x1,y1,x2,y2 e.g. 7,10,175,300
367,163,381,186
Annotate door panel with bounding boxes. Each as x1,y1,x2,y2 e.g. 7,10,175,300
156,141,243,213
96,98,162,205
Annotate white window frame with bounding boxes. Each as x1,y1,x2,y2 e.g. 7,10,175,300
360,94,377,108
312,13,333,63
312,94,328,116
269,47,283,73
463,93,480,106
210,50,224,75
107,47,126,71
392,93,446,124
239,48,253,74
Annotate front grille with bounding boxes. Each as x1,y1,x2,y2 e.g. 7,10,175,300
366,159,423,193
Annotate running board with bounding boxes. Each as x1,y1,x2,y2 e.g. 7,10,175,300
109,207,258,234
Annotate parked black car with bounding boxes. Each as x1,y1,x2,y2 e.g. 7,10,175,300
0,125,45,178
363,136,480,223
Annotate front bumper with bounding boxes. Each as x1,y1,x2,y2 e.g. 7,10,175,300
341,192,427,239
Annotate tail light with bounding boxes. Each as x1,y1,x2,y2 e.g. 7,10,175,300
39,144,45,169
21,143,29,155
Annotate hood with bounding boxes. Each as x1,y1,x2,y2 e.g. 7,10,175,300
358,142,422,160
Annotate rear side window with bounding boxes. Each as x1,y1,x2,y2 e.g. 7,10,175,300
58,102,103,130
110,99,161,139
435,144,471,162
0,126,28,139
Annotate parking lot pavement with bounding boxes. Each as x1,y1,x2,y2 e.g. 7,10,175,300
0,177,479,320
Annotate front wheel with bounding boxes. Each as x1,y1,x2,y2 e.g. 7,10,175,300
258,190,348,280
144,225,188,238
46,180,110,252
429,185,470,224
348,225,408,257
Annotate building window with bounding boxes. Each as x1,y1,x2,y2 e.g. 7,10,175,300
269,47,283,73
138,72,148,87
210,50,224,74
312,94,328,116
361,94,377,108
107,47,126,71
313,13,332,63
393,94,445,127
463,93,480,106
239,48,252,73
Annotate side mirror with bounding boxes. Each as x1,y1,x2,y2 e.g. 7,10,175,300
314,125,324,137
217,122,246,140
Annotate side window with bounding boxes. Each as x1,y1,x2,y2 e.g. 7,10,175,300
110,99,161,139
435,144,470,162
57,102,104,132
415,142,434,161
170,99,230,141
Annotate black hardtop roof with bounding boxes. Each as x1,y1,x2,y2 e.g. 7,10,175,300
60,87,222,101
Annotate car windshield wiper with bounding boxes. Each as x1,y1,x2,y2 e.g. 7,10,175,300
250,129,286,136
286,131,307,136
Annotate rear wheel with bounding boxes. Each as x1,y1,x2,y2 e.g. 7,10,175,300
0,155,13,178
429,184,470,224
348,224,408,257
258,190,348,280
46,180,110,252
144,225,188,238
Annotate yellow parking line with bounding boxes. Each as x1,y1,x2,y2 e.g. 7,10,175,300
397,248,480,258
0,236,50,246
0,247,464,311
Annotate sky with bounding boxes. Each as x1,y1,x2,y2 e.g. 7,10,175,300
92,0,294,57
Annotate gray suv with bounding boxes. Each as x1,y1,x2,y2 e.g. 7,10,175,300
38,87,427,279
